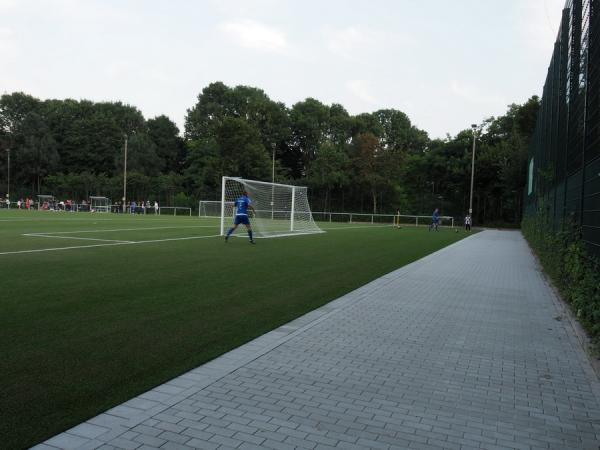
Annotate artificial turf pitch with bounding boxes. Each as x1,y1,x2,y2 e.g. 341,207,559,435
0,210,469,448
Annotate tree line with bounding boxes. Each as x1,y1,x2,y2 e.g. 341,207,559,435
0,82,539,224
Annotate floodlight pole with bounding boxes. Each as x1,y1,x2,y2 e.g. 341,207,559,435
6,148,10,202
272,145,275,184
469,124,477,219
122,134,128,213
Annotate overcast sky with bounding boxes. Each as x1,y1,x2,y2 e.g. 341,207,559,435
0,0,565,139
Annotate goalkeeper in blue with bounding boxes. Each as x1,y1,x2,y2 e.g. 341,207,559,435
225,191,256,244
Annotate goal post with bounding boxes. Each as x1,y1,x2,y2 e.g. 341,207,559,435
220,176,324,238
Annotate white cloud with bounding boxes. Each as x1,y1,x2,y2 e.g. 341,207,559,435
346,80,377,105
450,80,505,107
219,19,287,52
517,0,564,54
326,26,414,61
0,27,17,58
0,0,16,10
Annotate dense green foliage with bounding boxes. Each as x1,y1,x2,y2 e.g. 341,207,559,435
0,211,467,448
0,84,539,223
522,207,600,350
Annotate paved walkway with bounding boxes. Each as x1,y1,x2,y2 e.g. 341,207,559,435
36,231,600,450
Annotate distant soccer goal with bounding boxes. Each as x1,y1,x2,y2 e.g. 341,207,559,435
90,196,111,213
199,200,234,218
221,177,324,238
37,195,54,211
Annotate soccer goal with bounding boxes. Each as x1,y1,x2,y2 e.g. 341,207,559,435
199,200,234,218
90,196,111,213
221,176,324,238
37,195,54,210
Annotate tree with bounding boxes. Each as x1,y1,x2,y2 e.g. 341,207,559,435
289,98,330,170
351,133,386,214
17,112,59,193
217,118,271,180
122,133,162,177
147,115,185,173
185,82,232,140
306,142,349,211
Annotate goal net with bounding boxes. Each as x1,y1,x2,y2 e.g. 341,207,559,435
221,177,324,238
90,196,111,213
199,200,234,217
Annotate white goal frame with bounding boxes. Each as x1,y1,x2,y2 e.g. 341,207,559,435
220,176,323,238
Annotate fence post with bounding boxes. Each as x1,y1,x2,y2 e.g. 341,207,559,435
416,217,419,227
349,214,352,223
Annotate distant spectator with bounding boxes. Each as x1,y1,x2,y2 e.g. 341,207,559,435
154,200,159,214
464,214,472,232
17,199,22,209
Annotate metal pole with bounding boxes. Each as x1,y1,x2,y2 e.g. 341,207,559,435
220,176,226,236
469,125,477,219
122,135,128,213
272,145,275,184
6,148,10,202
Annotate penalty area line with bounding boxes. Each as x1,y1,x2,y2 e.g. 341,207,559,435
1,234,222,256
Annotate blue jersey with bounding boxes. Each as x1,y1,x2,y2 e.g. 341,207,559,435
432,211,440,223
235,195,251,216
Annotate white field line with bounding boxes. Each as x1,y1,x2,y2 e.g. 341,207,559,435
24,225,218,235
22,234,134,244
3,225,391,256
0,234,222,256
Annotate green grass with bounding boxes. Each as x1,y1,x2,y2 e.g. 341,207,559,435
0,210,470,449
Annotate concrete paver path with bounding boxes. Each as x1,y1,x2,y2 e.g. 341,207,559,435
36,230,600,450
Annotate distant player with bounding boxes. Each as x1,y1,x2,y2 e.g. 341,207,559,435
225,191,256,244
464,213,472,232
429,208,440,232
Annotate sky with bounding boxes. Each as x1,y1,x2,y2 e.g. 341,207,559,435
0,0,565,139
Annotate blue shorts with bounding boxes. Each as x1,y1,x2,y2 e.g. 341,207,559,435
234,215,250,225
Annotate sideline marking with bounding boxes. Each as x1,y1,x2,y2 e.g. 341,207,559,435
0,235,222,256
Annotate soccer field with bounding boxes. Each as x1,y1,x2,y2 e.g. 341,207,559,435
0,210,468,448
